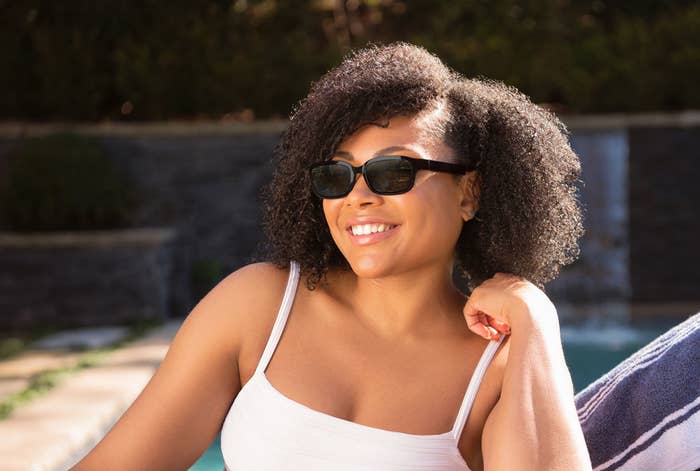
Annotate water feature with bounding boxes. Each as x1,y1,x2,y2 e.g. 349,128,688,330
546,129,630,319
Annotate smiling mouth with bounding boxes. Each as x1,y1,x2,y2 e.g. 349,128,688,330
346,224,400,236
346,224,401,245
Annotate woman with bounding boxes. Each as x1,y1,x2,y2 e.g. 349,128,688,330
73,42,591,470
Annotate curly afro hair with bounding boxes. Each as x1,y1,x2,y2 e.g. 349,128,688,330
251,41,584,293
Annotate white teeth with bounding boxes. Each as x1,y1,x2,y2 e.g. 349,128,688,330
350,223,397,236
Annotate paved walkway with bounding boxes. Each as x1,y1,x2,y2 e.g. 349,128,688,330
0,320,182,471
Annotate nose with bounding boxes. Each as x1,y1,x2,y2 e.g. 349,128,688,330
345,172,381,206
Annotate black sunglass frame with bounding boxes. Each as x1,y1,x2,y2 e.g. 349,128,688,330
309,155,468,199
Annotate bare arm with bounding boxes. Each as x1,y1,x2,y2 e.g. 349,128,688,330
71,264,267,470
481,304,591,470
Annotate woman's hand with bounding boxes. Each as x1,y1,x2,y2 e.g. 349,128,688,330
463,272,558,340
473,273,592,470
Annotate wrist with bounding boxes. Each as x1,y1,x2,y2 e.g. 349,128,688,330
508,297,560,333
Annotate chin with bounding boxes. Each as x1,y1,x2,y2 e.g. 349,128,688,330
348,255,397,279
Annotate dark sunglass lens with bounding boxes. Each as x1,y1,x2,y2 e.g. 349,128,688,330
366,157,413,193
311,163,352,197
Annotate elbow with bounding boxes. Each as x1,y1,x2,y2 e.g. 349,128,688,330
534,442,593,471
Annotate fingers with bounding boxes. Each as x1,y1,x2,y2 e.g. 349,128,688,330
477,311,494,334
487,315,511,334
484,325,500,340
471,310,499,340
465,300,491,340
464,304,511,341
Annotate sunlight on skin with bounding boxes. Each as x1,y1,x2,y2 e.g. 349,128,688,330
320,112,490,339
323,113,467,279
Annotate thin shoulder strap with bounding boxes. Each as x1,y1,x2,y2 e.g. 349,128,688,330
254,260,301,376
451,333,507,441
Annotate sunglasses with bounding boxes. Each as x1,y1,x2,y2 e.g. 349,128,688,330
309,155,468,199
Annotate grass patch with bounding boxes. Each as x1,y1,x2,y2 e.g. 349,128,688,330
0,338,26,360
0,319,164,420
0,326,64,360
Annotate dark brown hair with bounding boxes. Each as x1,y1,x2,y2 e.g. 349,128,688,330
252,41,584,293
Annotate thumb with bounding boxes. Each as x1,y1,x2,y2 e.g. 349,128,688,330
464,300,496,340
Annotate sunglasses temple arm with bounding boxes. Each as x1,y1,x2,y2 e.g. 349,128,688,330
421,160,468,174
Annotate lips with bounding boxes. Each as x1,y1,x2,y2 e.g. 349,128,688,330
346,224,400,246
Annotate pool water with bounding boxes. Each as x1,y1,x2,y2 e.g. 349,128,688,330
189,320,676,470
189,434,223,471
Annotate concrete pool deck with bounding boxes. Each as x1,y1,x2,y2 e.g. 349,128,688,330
0,319,183,471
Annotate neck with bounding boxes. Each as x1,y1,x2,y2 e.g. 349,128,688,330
327,261,467,341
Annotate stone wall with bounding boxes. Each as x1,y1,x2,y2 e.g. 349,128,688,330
0,115,698,325
0,228,176,333
0,123,285,320
100,132,281,316
628,126,700,303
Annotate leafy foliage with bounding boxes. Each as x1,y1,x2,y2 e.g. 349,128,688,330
0,134,140,230
1,0,698,120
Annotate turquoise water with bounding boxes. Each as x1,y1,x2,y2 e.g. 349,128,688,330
189,434,223,471
189,320,675,470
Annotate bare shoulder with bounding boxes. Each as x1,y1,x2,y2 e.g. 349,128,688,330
70,261,292,469
213,261,293,355
167,261,290,358
218,261,300,383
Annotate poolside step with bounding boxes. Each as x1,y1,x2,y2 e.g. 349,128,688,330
31,326,131,350
0,319,182,471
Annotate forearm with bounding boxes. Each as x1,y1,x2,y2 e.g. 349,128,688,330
500,307,591,470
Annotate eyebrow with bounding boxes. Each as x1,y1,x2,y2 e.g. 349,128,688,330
332,146,423,161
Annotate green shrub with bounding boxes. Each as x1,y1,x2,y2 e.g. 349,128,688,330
1,2,699,119
0,133,140,231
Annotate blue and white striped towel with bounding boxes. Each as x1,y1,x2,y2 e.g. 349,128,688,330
574,311,700,471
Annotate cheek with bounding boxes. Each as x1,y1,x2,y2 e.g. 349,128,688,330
406,189,463,245
413,182,460,221
322,200,331,224
322,200,342,233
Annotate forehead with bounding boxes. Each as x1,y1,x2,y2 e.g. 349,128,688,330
335,113,455,162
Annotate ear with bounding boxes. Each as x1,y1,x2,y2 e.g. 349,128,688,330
458,170,480,222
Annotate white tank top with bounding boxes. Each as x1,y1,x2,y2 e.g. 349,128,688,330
220,260,506,471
